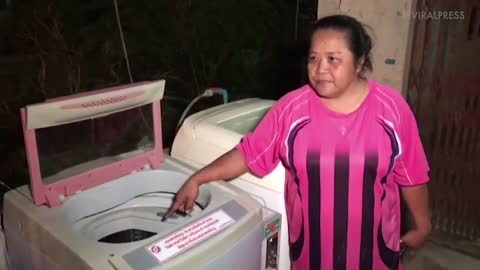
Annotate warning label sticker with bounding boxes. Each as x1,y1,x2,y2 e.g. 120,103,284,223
146,210,235,263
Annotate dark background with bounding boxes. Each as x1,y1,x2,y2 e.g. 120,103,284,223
0,0,317,187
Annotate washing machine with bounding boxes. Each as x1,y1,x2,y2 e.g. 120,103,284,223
171,98,290,270
3,81,281,270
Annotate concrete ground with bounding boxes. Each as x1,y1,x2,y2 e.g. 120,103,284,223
402,241,480,270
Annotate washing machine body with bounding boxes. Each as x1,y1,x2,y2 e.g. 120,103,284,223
171,98,291,270
3,81,281,270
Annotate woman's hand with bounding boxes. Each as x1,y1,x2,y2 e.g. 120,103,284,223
161,148,249,221
162,177,200,221
401,224,431,249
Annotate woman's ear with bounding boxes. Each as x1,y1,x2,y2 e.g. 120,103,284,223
356,56,365,73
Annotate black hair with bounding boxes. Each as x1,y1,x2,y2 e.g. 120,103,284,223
312,14,373,75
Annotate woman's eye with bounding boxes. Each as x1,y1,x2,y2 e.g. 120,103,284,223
308,56,316,62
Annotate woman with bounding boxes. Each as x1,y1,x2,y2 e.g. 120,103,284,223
164,14,431,270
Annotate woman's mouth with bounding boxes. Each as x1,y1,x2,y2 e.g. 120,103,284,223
315,80,333,84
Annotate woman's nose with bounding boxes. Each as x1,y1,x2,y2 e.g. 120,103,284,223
316,59,327,73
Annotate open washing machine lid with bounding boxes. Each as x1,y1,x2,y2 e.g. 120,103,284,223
21,80,166,207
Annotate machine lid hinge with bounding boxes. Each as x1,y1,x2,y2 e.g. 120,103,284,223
45,189,64,207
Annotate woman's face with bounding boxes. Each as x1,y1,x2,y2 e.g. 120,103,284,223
307,29,362,98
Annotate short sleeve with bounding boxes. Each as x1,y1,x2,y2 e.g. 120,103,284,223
392,103,430,186
236,101,286,178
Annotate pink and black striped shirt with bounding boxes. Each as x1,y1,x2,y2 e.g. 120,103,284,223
237,79,430,270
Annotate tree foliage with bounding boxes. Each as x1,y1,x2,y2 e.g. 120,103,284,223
0,0,316,185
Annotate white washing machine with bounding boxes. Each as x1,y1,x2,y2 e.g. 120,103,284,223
3,82,281,270
171,98,290,270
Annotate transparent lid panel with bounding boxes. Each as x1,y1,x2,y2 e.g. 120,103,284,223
218,107,270,135
36,104,154,184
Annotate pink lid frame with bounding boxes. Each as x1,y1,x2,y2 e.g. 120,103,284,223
20,82,164,208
